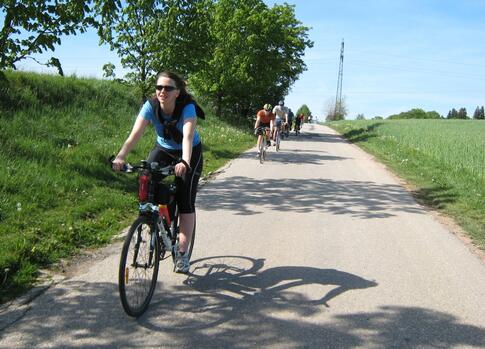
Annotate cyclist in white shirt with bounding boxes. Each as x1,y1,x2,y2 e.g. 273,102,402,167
272,100,289,144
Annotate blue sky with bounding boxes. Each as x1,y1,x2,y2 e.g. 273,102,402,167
11,0,485,120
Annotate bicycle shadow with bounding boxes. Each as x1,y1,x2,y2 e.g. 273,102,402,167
143,255,377,330
186,255,378,309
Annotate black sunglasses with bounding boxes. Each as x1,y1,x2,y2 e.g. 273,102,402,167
155,85,177,92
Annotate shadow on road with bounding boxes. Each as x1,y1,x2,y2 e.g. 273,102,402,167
198,176,424,218
237,144,347,165
142,255,484,348
1,256,484,348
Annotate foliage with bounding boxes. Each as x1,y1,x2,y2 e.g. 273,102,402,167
328,119,485,251
189,0,313,119
296,104,311,121
2,0,312,118
0,0,93,71
93,0,213,101
0,71,254,302
325,96,347,121
447,107,469,119
387,108,441,119
472,106,485,120
356,113,365,120
102,63,116,79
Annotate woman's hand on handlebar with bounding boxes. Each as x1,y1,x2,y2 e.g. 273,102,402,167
174,162,187,177
112,156,125,172
175,159,191,178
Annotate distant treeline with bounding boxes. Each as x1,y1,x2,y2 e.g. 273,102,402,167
446,106,485,119
378,106,485,120
387,108,441,120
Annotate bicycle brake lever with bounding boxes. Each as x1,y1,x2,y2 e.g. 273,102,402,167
123,163,134,173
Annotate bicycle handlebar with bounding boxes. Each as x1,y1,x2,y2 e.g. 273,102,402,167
109,156,175,176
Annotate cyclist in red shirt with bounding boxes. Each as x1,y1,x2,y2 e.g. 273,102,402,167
254,104,275,156
295,113,304,133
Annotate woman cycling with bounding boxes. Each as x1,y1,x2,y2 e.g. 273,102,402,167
112,70,203,274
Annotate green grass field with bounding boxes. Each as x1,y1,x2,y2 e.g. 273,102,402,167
0,71,254,302
327,119,485,250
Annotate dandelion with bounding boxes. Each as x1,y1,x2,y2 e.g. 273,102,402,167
16,202,22,211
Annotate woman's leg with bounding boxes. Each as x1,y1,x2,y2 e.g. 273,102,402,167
178,212,195,252
175,143,202,253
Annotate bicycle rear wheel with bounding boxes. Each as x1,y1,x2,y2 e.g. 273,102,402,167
275,131,281,151
259,137,265,164
119,216,160,317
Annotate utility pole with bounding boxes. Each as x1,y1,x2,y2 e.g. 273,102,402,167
334,39,344,119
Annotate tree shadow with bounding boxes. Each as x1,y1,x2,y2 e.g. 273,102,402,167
412,185,457,210
341,122,383,143
335,306,485,348
197,176,424,218
239,145,348,165
292,130,349,144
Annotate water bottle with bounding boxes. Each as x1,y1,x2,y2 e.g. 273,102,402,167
138,171,149,202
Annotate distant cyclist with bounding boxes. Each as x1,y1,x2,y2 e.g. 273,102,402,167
254,103,275,156
287,108,294,132
272,100,289,144
295,113,304,134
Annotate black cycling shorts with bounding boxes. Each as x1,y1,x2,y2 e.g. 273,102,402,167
147,142,203,214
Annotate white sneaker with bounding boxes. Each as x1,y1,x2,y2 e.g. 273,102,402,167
174,251,190,273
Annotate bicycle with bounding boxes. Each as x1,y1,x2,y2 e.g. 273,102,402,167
112,158,195,317
256,126,270,164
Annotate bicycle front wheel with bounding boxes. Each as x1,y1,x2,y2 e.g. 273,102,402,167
119,216,160,317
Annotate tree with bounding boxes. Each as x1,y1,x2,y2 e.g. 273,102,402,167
425,111,441,119
325,96,347,121
473,106,480,119
0,1,93,72
457,107,467,119
94,0,213,101
472,106,484,120
388,108,426,119
296,104,311,121
447,108,458,119
356,113,365,120
189,0,313,118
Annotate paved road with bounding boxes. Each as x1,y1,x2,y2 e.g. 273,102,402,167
1,124,485,348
